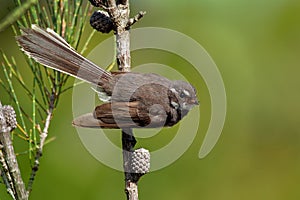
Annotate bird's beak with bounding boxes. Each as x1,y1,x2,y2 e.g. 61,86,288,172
190,99,199,106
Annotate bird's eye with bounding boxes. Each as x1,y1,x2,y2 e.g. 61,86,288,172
179,92,185,98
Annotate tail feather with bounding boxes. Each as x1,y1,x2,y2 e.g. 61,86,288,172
16,24,112,85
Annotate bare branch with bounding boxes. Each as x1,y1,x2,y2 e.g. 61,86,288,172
89,0,149,198
101,1,148,199
122,129,138,200
105,0,138,198
127,11,146,29
0,102,28,200
27,105,53,192
106,0,131,72
0,148,16,200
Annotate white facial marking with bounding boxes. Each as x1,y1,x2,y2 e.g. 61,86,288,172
171,101,179,109
183,89,190,97
170,88,177,94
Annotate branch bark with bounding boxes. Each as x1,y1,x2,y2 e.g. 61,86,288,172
0,102,28,200
106,0,131,72
89,0,149,199
122,129,138,200
105,1,139,199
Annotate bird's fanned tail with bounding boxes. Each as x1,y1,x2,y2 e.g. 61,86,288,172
16,24,112,85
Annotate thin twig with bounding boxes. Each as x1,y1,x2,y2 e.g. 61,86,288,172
27,90,55,192
27,105,53,192
126,11,146,29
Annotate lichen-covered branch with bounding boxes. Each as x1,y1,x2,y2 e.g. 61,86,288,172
121,129,138,200
106,0,131,72
0,102,28,200
127,11,146,28
0,148,16,199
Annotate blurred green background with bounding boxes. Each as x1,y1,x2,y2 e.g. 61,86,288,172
1,0,300,199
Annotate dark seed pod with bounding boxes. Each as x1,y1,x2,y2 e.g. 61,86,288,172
88,0,107,7
90,10,114,33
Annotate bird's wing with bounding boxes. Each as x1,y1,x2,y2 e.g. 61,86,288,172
73,101,168,129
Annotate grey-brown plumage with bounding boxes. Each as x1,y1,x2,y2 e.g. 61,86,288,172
16,25,199,129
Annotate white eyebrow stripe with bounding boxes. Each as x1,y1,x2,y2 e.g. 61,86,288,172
183,90,190,96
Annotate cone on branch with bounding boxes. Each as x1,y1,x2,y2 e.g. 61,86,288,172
131,148,150,175
1,105,17,130
90,10,114,33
